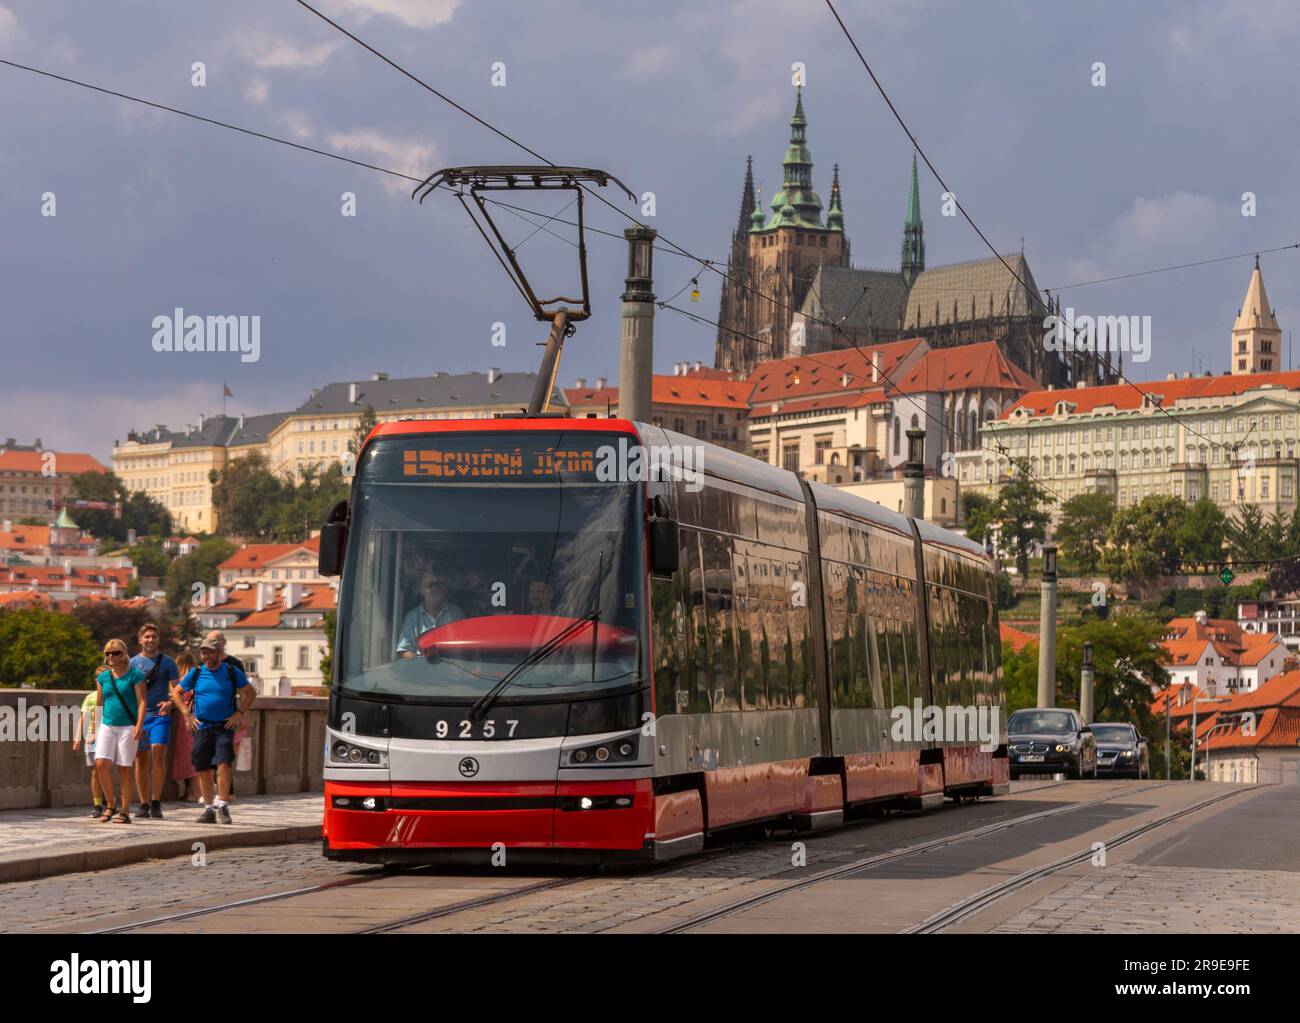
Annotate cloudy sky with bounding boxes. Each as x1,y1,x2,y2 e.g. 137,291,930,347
2,0,1298,462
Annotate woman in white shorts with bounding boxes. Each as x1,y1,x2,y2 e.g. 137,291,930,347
93,639,147,823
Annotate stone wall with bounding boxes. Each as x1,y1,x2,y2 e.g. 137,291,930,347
0,689,327,810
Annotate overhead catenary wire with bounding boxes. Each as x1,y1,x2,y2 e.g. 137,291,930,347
291,0,1074,502
1,36,1259,513
820,0,1277,465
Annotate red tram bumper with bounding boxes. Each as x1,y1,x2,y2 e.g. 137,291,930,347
323,779,656,862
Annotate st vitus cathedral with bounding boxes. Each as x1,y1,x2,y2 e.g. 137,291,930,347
713,89,1119,389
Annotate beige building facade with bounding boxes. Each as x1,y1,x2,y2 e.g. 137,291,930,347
113,370,564,534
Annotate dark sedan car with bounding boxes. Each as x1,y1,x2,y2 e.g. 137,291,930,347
1008,708,1096,780
1090,722,1150,779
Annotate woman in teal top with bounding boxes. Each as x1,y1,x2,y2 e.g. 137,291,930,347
94,638,147,823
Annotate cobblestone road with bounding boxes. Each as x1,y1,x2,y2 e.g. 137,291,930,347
992,864,1300,933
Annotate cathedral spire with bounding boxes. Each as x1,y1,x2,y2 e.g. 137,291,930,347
767,86,824,228
827,163,844,232
901,151,925,286
735,156,756,238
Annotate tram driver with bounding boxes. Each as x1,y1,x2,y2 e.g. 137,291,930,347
395,572,466,659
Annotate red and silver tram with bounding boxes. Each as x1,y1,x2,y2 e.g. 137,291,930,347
318,416,1008,864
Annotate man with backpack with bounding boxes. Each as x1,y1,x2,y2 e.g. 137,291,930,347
130,623,179,819
175,630,256,824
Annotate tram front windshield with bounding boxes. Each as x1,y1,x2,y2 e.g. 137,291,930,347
336,432,644,702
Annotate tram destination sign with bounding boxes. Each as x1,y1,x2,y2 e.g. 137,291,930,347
363,431,698,486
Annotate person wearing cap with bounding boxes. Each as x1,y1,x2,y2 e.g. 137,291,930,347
130,623,179,820
93,639,147,823
175,631,256,824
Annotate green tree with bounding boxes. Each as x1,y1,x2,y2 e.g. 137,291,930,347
128,538,172,580
69,470,171,544
210,452,287,539
1176,498,1228,570
1054,616,1168,731
1226,505,1267,563
0,608,101,687
1103,495,1187,584
319,608,337,685
1001,639,1039,715
165,536,237,618
349,404,377,457
993,572,1017,611
961,492,996,546
71,603,182,656
272,462,349,542
1055,491,1114,574
994,469,1051,576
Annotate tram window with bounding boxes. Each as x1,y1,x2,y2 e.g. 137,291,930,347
734,552,763,711
650,573,684,720
864,605,883,709
765,558,789,708
787,557,811,707
673,478,702,528
826,562,849,705
682,531,711,713
731,492,758,541
699,485,732,536
875,616,894,707
703,533,739,712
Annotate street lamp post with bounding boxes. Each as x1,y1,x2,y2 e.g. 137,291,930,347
903,428,925,519
617,226,656,423
1079,640,1095,724
1036,545,1058,708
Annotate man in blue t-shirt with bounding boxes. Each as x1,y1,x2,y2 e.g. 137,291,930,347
130,623,179,820
176,631,256,825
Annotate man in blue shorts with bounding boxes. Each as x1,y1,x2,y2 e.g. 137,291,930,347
176,630,256,824
131,623,179,819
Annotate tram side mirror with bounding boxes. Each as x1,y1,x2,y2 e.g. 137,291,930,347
318,499,349,577
648,495,679,577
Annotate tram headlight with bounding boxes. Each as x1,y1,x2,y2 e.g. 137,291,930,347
580,797,593,810
563,735,640,766
330,738,388,768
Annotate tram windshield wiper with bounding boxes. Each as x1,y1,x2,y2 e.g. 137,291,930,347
466,609,601,721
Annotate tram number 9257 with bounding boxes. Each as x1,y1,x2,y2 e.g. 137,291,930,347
434,719,520,739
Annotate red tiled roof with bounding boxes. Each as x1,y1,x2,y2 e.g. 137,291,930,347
1000,622,1035,653
746,338,925,402
218,538,320,571
224,584,337,628
749,387,888,420
563,376,754,411
892,342,1038,396
1150,682,1225,718
1001,369,1300,419
0,565,133,589
0,450,107,475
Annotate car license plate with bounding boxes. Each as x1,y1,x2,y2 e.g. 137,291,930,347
1022,754,1044,762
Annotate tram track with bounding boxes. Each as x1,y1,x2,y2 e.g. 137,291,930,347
651,780,1171,933
904,785,1259,933
87,779,1136,935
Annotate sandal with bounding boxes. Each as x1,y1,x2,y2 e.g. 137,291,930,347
112,810,131,824
99,806,116,822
